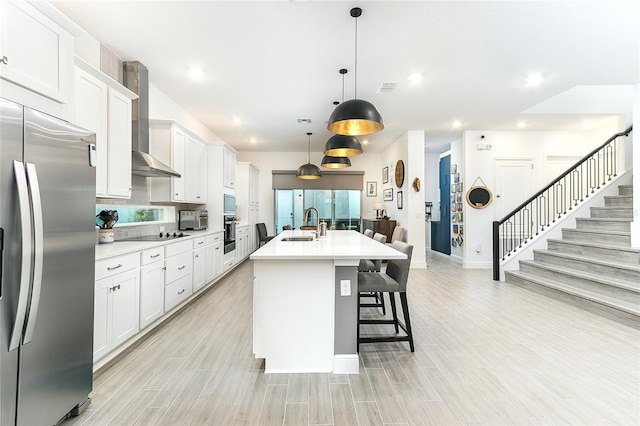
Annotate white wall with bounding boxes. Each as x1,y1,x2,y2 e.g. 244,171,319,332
632,83,639,248
148,83,223,143
380,131,426,268
462,127,623,268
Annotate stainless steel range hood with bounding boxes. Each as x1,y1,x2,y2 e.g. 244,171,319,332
123,61,180,178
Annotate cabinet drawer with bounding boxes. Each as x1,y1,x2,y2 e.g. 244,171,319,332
95,252,139,281
206,233,223,245
165,239,193,257
193,237,206,249
164,274,192,311
141,247,164,266
165,251,192,284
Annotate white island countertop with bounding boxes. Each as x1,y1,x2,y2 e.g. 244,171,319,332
250,229,406,261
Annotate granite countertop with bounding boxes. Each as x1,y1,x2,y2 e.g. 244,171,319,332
250,230,406,261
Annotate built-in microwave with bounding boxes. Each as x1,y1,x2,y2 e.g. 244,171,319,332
223,193,236,215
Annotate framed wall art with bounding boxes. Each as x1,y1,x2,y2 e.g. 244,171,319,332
382,167,389,184
397,191,403,209
383,188,393,201
366,181,377,197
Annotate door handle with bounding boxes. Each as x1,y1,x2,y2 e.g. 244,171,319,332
23,163,44,344
9,161,33,351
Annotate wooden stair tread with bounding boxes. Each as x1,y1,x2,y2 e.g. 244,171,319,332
547,238,640,254
506,270,640,316
563,228,630,236
533,249,640,272
519,259,639,292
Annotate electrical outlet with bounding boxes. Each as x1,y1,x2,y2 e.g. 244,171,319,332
340,280,351,296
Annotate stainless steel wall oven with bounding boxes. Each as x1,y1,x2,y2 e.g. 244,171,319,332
224,216,236,254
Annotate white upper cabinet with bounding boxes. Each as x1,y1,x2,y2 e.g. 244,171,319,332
223,146,237,189
74,59,136,199
185,134,207,203
0,0,83,121
149,120,208,204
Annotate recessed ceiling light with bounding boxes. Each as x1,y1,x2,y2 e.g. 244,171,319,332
250,137,257,144
452,120,462,129
517,120,527,128
408,73,423,84
525,72,543,87
582,119,593,130
232,117,242,126
187,66,205,81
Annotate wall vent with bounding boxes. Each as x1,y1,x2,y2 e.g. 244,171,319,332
297,118,312,124
377,82,397,93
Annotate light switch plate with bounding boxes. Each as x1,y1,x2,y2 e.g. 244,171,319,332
340,280,351,296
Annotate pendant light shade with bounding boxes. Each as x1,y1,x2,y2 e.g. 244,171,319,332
321,155,351,169
324,134,363,157
327,99,383,137
297,132,322,180
327,7,383,137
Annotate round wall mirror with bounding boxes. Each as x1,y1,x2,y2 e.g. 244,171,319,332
466,186,493,209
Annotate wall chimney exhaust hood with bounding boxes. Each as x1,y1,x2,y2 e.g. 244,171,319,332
123,61,180,178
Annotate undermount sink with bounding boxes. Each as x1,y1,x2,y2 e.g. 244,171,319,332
281,236,314,242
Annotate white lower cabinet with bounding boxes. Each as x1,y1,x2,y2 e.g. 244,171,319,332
164,240,193,311
237,225,249,261
193,246,206,292
94,265,140,362
139,247,165,330
205,232,224,282
95,231,233,364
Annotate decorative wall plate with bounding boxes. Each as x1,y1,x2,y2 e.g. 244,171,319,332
395,160,405,188
412,177,421,192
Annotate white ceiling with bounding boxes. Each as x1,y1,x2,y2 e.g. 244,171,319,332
51,0,639,154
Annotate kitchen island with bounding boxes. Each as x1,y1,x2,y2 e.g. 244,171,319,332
250,229,406,374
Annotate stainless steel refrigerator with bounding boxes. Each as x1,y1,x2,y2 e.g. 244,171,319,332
0,98,97,426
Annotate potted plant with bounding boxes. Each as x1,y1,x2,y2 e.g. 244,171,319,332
95,209,118,244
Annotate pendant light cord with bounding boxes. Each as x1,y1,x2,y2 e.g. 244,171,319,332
354,15,358,99
307,133,312,163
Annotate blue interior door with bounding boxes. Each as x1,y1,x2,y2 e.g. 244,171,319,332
431,155,451,255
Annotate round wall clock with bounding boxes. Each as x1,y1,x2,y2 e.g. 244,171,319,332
395,160,405,188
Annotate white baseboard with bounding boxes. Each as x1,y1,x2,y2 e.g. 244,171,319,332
333,354,359,374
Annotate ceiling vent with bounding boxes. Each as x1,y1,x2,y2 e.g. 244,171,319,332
297,118,312,124
377,82,397,93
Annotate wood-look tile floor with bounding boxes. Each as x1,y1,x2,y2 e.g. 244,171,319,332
64,252,640,426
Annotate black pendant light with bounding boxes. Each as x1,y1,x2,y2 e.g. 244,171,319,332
297,132,322,180
327,7,384,136
324,69,363,157
321,155,351,169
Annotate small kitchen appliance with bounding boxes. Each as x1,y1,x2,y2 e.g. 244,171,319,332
178,209,208,230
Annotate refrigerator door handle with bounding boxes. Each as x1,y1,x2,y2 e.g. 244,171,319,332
23,163,44,344
9,160,33,351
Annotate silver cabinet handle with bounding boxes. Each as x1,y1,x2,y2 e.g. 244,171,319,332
198,241,204,245
1,56,8,65
110,284,121,292
150,253,160,258
23,163,43,344
178,289,185,295
107,264,123,271
9,161,32,351
178,265,186,270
